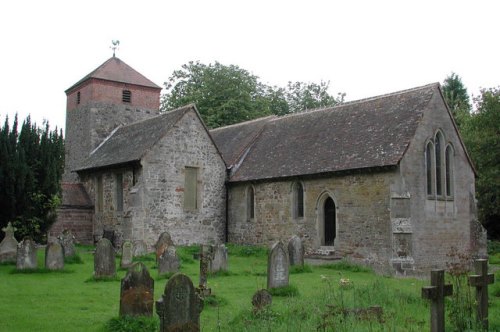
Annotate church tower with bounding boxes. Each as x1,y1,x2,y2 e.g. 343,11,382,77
63,56,162,181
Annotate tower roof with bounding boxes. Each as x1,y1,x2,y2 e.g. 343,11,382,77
65,57,161,93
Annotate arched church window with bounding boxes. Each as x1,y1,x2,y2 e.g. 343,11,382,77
293,182,304,218
435,132,444,196
425,141,434,196
247,186,255,220
445,145,454,197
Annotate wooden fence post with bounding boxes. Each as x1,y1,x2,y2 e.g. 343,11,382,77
422,269,453,332
468,259,494,330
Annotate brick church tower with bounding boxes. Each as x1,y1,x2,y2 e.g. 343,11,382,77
63,56,162,181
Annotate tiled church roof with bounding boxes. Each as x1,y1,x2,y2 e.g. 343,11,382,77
66,57,161,93
212,83,439,182
76,106,192,172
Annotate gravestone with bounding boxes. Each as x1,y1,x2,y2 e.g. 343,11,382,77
94,238,116,278
209,244,228,273
198,245,211,296
468,259,495,330
120,241,134,269
288,235,304,266
120,262,154,317
156,232,174,262
133,240,147,257
267,241,289,289
252,289,272,312
45,242,64,270
58,229,76,257
156,273,203,332
158,245,180,276
103,229,116,248
0,222,18,263
422,269,453,332
16,237,37,270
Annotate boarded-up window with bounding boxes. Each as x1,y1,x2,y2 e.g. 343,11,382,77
184,167,198,210
116,173,123,212
122,90,131,103
97,175,103,212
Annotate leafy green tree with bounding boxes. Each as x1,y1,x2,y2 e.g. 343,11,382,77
161,61,343,128
442,73,471,128
461,87,500,238
0,115,64,243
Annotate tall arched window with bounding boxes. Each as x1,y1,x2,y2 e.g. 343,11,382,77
293,182,304,218
445,145,454,197
247,186,255,220
435,132,444,196
426,141,434,196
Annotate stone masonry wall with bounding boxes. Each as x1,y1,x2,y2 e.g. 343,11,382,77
228,171,395,274
48,207,94,245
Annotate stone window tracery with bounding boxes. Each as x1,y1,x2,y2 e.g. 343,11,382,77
425,130,454,200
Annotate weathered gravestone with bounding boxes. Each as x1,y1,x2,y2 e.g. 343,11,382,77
288,235,304,266
209,244,228,273
252,289,272,313
0,222,18,263
422,269,453,332
45,242,64,270
58,229,76,257
198,245,211,296
267,241,289,289
16,237,37,270
120,262,154,317
468,259,495,330
120,241,134,269
158,245,180,276
133,240,147,257
94,238,116,278
156,273,203,332
156,232,174,262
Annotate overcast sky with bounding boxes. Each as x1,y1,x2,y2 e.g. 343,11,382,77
1,0,498,132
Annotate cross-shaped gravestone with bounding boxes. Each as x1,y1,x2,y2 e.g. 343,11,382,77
468,259,495,330
421,269,453,332
2,222,16,237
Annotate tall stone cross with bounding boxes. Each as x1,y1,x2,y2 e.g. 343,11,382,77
421,269,453,332
468,259,494,330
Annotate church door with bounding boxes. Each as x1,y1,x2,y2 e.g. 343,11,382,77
324,197,336,246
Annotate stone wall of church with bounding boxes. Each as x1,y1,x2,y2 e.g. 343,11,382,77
64,102,158,182
228,171,395,274
394,90,481,275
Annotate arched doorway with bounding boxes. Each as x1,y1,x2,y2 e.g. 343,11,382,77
324,197,336,246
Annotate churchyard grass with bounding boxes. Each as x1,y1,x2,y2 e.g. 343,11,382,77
0,244,499,331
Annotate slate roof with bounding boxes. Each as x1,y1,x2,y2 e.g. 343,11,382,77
212,83,439,182
61,183,93,208
66,57,161,93
76,106,192,172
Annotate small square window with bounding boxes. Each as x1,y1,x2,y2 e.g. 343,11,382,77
122,90,131,103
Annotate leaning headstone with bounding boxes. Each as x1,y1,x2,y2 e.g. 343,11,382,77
16,237,37,270
468,259,495,330
198,245,212,296
120,241,134,269
0,222,18,263
156,273,203,332
422,269,453,332
288,235,304,266
45,242,64,270
252,289,272,313
94,238,116,278
158,245,180,276
209,244,228,273
120,262,154,317
58,229,76,257
156,232,174,261
267,241,289,289
133,240,147,257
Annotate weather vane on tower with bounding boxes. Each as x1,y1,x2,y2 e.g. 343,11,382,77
111,40,120,57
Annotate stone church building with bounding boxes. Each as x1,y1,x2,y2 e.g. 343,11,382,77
50,56,486,275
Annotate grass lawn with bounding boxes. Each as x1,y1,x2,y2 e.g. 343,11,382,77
0,244,499,331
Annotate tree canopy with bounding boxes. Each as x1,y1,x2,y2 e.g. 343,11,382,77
442,72,471,128
0,115,64,243
161,61,343,128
